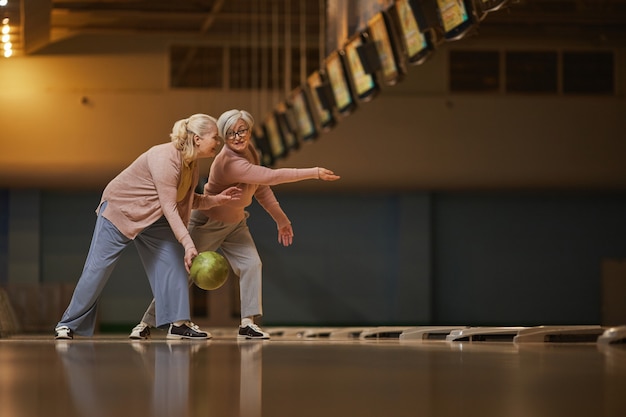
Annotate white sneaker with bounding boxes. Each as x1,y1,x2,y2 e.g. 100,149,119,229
55,325,73,340
238,323,270,340
129,322,151,340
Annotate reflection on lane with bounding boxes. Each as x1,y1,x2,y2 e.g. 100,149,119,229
55,339,263,417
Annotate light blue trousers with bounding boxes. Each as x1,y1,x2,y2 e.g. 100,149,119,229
140,211,262,326
57,202,190,335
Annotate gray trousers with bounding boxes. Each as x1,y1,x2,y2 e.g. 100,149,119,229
141,211,262,326
57,203,191,335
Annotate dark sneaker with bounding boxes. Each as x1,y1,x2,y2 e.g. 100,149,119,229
167,321,211,340
55,326,73,340
238,324,270,340
129,322,151,340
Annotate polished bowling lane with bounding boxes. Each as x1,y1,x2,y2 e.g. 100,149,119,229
1,329,626,417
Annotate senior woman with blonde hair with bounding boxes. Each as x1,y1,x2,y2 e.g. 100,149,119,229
130,109,340,340
55,113,242,340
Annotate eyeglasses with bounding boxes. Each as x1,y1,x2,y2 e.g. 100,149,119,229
226,128,249,140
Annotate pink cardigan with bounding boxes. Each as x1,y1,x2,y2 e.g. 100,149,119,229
99,142,220,252
199,145,319,227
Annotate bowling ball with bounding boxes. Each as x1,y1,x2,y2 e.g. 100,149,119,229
189,251,229,290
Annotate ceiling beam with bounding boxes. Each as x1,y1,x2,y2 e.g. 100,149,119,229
22,0,52,54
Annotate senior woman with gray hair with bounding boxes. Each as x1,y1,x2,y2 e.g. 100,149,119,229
130,109,339,340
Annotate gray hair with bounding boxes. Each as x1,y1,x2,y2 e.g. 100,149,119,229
216,109,255,139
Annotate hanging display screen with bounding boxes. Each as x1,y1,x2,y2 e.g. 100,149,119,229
306,70,335,131
325,50,356,116
390,0,433,65
344,33,380,102
263,113,286,161
289,87,317,141
367,11,404,86
436,0,476,41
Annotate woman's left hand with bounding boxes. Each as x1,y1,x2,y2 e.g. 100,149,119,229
278,224,294,247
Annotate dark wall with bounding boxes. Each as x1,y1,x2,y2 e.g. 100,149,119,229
0,190,8,285
432,192,626,326
247,192,432,325
6,189,626,326
248,190,626,326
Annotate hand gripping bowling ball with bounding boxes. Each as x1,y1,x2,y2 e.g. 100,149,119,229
190,251,229,290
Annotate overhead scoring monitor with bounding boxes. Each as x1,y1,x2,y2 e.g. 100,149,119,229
288,86,318,142
262,112,286,162
388,0,434,66
367,10,406,86
324,49,357,117
275,102,300,152
343,31,381,102
306,70,336,132
434,0,477,41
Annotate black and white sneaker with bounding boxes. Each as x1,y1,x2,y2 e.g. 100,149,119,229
129,322,151,340
167,321,211,340
55,325,73,340
238,324,270,340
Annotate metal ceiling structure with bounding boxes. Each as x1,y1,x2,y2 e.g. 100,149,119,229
9,0,328,56
2,0,625,58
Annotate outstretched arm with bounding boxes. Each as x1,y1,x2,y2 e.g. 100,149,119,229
226,157,340,186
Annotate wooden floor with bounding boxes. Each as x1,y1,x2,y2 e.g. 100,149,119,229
1,326,626,417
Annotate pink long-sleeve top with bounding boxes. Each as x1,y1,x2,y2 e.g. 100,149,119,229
198,145,319,227
98,142,221,252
